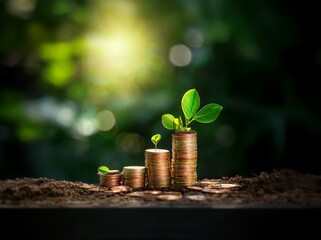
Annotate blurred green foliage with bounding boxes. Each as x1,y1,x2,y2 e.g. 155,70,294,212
0,0,320,183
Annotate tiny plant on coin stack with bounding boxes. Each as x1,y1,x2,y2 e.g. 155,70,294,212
97,165,123,188
151,133,161,151
161,88,223,186
145,133,171,188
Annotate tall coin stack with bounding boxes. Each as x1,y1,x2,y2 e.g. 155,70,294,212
99,170,123,188
122,166,146,189
171,131,197,186
145,149,171,188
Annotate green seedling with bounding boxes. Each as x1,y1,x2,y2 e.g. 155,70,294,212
162,88,223,131
151,133,161,150
97,165,110,175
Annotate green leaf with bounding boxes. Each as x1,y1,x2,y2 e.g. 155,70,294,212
98,166,110,175
162,114,175,130
193,103,223,123
151,134,161,146
173,117,184,131
181,89,200,120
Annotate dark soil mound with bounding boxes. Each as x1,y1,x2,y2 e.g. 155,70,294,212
1,168,320,208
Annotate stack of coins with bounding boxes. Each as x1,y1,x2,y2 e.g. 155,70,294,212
171,131,197,186
99,170,123,188
145,149,171,188
122,166,146,189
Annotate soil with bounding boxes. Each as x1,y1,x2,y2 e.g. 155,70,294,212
1,168,321,208
1,168,321,240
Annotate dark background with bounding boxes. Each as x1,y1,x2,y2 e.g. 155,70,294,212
0,0,320,183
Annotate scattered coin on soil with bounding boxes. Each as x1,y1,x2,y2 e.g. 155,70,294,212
111,185,132,192
126,191,146,197
75,183,98,189
186,186,204,191
98,187,119,193
202,188,230,194
199,180,221,185
185,194,206,201
157,194,183,201
211,183,240,189
88,187,100,192
143,190,162,195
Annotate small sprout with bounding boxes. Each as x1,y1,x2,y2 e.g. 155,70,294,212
161,88,223,131
97,165,110,175
151,133,161,150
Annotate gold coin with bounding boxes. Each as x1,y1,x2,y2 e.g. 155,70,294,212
143,190,162,195
127,191,146,197
199,180,221,185
148,185,170,188
186,186,203,191
162,191,182,195
185,194,206,201
172,153,197,158
157,193,182,201
111,185,132,192
202,188,230,194
97,187,118,193
172,175,196,178
210,183,240,189
88,187,100,192
100,176,122,187
76,183,97,189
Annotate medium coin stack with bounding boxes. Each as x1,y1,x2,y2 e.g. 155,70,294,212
145,149,171,188
171,131,197,186
99,170,123,188
122,166,146,189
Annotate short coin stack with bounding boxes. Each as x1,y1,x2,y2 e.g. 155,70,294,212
99,170,123,188
122,166,146,189
145,149,171,188
171,131,198,186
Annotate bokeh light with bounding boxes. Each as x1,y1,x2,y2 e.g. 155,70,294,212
169,44,192,67
185,28,204,48
83,0,162,103
23,97,76,127
6,0,36,18
96,110,116,132
116,132,145,154
75,118,97,137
